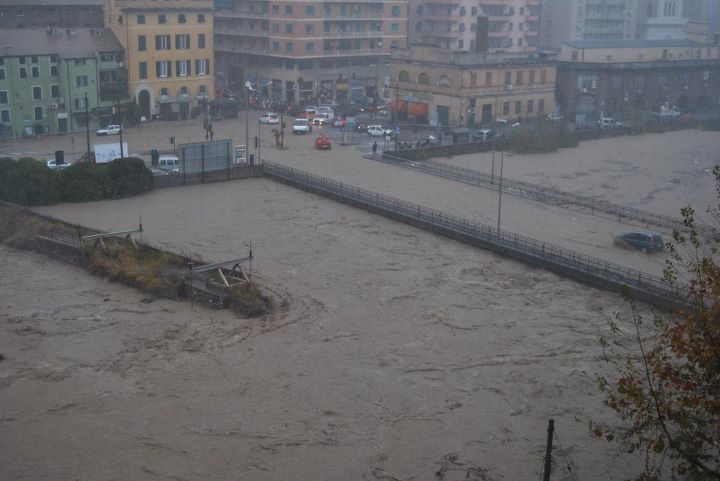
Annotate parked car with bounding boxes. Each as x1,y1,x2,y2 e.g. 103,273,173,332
96,124,121,136
315,135,333,150
158,154,180,174
355,121,369,133
472,129,495,142
313,113,330,126
598,117,624,129
46,159,71,170
614,231,664,253
548,112,564,121
292,118,312,134
259,112,280,124
367,124,393,137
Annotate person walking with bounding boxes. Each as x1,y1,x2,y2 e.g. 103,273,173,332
372,141,378,159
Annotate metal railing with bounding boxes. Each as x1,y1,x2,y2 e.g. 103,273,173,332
263,162,688,309
376,153,715,239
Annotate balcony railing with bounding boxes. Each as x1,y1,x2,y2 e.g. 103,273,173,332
323,30,384,38
323,13,384,19
215,10,268,19
215,26,270,37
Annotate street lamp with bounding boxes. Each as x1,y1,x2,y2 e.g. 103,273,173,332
244,80,254,162
115,96,124,159
84,92,90,160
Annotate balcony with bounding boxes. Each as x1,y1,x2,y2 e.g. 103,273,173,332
523,30,539,37
322,47,386,57
215,10,268,19
323,13,384,20
99,81,128,101
215,25,270,37
322,30,384,38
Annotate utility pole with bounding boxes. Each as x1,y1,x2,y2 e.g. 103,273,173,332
542,419,555,481
84,92,91,160
116,97,124,159
496,149,504,234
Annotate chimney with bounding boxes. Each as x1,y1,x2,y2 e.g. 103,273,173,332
475,16,489,53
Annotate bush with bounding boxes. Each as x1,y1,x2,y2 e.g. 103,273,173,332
0,157,62,205
61,162,112,202
105,157,153,198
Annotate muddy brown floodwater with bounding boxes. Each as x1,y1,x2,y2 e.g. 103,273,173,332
3,130,718,481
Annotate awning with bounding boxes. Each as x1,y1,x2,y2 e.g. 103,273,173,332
407,101,428,116
389,100,407,112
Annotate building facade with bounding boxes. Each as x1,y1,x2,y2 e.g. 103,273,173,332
409,0,541,53
638,0,688,39
0,0,104,29
541,0,638,50
105,0,215,120
556,39,720,122
214,0,408,105
0,28,126,139
389,45,556,127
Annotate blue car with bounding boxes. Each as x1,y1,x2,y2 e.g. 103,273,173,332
614,231,664,253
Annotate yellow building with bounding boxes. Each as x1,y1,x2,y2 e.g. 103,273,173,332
105,0,215,120
390,45,557,127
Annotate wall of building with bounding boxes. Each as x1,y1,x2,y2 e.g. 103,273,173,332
0,4,104,29
559,42,720,62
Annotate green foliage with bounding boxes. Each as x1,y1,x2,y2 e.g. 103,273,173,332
60,162,112,202
596,168,720,481
506,121,578,154
105,157,153,198
0,157,62,205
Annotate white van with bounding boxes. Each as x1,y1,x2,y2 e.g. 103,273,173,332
158,154,180,174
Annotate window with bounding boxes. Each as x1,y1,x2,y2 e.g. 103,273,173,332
75,97,86,109
519,22,524,31
31,56,38,64
540,70,546,83
50,65,58,77
139,62,147,79
198,14,205,23
392,6,401,16
571,50,578,61
137,14,145,24
19,67,27,79
0,66,4,81
286,42,293,52
458,39,464,49
518,38,523,47
75,59,86,66
156,35,171,50
484,72,492,87
77,75,88,87
179,86,188,95
19,56,26,65
391,23,399,33
50,55,57,64
160,88,168,96
272,22,279,33
0,91,7,103
515,101,521,114
305,43,314,52
33,86,42,100
31,66,39,78
529,70,535,85
285,23,293,33
273,41,279,52
438,75,450,87
34,106,43,120
634,76,644,89
199,85,207,95
398,70,410,82
538,99,545,114
459,6,466,15
175,34,190,49
418,72,430,85
471,7,477,15
16,9,24,17
158,14,166,24
198,33,205,49
272,5,279,15
138,35,146,51
178,14,186,23
176,60,190,77
503,102,510,115
504,71,511,85
577,74,598,90
527,99,533,114
195,59,209,75
508,23,513,31
1,110,9,123
658,74,669,87
305,24,314,34
305,5,315,15
156,61,171,78
611,75,623,90
459,23,465,32
100,54,114,62
285,5,293,15
680,72,689,83
516,71,523,85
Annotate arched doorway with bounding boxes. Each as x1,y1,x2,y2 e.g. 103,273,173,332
138,90,151,119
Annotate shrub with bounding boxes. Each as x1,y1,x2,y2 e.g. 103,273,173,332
0,157,61,205
61,162,112,202
105,157,153,198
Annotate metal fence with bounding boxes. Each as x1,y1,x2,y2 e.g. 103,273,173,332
263,161,688,309
376,152,715,239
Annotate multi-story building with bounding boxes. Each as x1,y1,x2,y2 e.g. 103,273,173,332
638,0,689,39
556,39,720,121
0,0,104,29
409,0,541,53
389,45,556,127
0,28,126,139
214,0,408,105
541,0,638,50
105,0,215,120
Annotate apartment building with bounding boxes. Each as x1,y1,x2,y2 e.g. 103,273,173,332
105,0,215,120
541,0,638,49
409,0,541,53
0,0,104,29
214,0,408,105
389,45,556,127
556,39,720,121
0,28,126,138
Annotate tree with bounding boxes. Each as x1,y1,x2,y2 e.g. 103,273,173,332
595,167,720,480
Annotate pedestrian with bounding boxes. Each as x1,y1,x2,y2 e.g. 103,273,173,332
372,141,378,159
438,132,443,145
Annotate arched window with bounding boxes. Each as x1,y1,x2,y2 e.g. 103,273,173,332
438,75,450,87
398,70,410,82
418,72,430,85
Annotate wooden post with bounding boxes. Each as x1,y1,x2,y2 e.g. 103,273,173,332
542,419,554,481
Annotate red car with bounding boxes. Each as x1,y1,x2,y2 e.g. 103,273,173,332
315,135,332,150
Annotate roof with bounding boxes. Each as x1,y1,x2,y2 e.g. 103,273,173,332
0,0,103,6
563,39,707,49
0,28,122,57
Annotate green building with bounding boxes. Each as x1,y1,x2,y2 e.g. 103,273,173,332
0,28,127,139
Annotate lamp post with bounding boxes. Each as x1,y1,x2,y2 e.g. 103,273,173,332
244,80,254,161
116,96,124,159
84,92,90,160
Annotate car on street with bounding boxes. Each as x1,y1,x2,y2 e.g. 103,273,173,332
614,231,664,253
292,118,313,134
313,113,331,126
315,135,333,150
333,117,347,128
96,124,121,136
472,129,495,142
46,159,71,170
259,112,280,124
598,117,624,129
367,124,393,137
158,154,180,174
548,112,564,121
